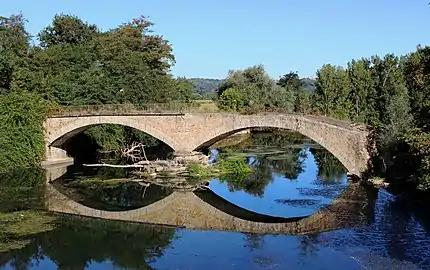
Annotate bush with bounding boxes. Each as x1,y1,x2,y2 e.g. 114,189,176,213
218,88,245,112
0,91,54,172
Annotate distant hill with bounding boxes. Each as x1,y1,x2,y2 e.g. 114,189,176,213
301,78,316,93
188,78,224,94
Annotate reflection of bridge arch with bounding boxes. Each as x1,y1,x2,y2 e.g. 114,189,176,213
46,181,377,235
44,113,370,176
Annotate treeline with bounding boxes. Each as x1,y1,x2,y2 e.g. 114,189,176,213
215,49,430,191
216,66,313,113
0,13,195,171
312,51,430,191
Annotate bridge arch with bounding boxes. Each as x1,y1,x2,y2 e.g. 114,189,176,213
45,116,182,154
186,114,368,175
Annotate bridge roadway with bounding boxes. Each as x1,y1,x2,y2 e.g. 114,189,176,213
45,166,377,235
43,111,371,176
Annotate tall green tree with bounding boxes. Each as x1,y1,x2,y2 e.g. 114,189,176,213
371,54,411,127
312,64,350,119
0,14,30,93
403,46,430,131
278,71,310,113
347,58,374,123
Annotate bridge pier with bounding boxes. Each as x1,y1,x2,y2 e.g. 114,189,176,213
41,146,74,168
172,151,210,165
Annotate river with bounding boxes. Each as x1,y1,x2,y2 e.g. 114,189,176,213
1,131,430,269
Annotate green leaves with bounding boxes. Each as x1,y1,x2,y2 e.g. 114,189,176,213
218,88,245,112
313,64,350,119
217,65,295,112
0,91,52,172
38,14,98,48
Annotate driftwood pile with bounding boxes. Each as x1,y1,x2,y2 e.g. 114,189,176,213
83,142,210,178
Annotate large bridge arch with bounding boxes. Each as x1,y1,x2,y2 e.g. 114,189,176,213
44,116,182,161
181,114,369,176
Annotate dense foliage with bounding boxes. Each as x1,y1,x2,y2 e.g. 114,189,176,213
216,67,313,114
0,92,53,172
310,50,430,190
0,14,194,170
213,50,430,190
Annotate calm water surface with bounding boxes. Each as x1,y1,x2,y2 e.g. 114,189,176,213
1,133,429,269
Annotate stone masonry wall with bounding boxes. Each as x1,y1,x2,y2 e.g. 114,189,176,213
44,113,370,176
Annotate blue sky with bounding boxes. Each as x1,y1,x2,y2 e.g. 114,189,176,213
3,1,430,79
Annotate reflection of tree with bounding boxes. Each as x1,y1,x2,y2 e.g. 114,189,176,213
297,234,320,257
310,148,346,184
0,216,177,269
243,233,265,251
219,170,270,198
297,233,321,267
216,132,310,196
265,149,307,180
0,168,46,212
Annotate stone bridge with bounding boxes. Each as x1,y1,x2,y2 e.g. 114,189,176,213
45,178,377,235
43,113,370,176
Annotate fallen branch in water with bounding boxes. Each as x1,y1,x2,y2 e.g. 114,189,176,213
82,163,145,168
133,177,210,192
121,142,148,162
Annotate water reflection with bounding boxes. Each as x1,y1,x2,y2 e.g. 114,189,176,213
4,131,430,269
0,168,46,212
41,131,368,235
46,178,377,236
0,216,176,269
209,132,348,218
52,177,173,211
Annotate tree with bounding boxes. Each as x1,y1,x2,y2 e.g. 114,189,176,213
312,64,350,119
218,65,293,112
277,71,302,89
218,88,245,112
98,15,175,74
371,54,410,127
347,58,374,123
403,46,430,131
38,14,98,48
0,14,30,92
277,71,309,113
0,91,54,172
